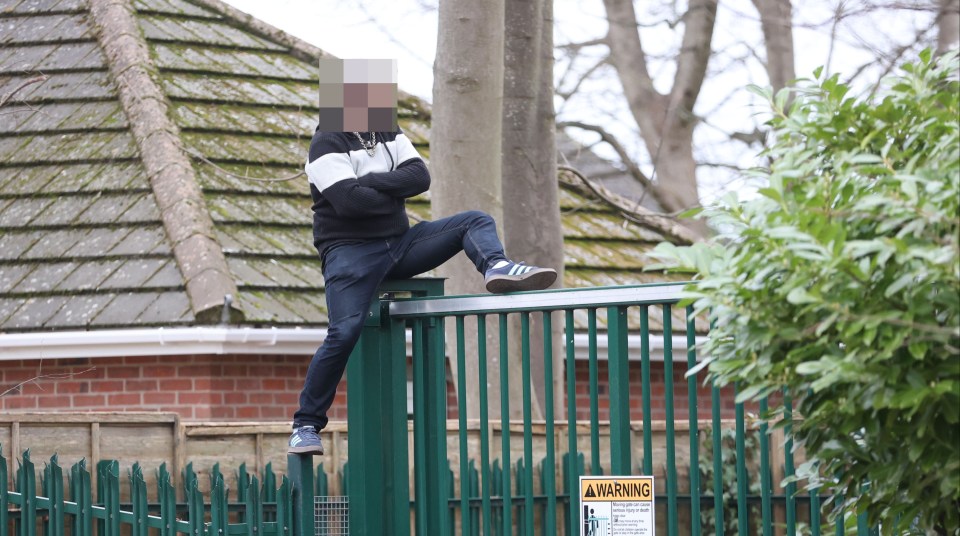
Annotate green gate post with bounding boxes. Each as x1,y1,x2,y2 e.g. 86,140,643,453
288,454,314,536
348,278,445,536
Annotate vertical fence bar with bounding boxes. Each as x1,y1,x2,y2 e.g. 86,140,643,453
735,387,748,536
0,451,6,536
209,470,227,536
456,315,471,536
277,477,293,536
103,461,121,536
155,465,172,536
607,305,631,475
477,315,493,535
760,397,772,536
499,313,512,535
44,455,64,536
810,485,822,536
18,452,36,536
521,312,535,535
640,306,653,476
71,461,92,536
542,310,557,536
430,314,451,536
686,305,701,536
663,305,679,534
412,318,429,535
784,391,796,536
565,309,579,534
711,384,724,533
245,476,264,536
587,308,601,475
130,465,148,536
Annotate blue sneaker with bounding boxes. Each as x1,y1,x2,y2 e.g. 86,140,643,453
288,426,324,455
484,260,557,294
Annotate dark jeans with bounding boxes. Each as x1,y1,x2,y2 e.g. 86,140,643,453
294,210,507,430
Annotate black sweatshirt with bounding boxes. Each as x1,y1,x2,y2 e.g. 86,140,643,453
304,130,430,258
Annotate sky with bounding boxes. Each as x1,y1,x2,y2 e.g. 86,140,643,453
219,0,940,201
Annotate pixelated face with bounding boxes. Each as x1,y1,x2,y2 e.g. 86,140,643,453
317,58,398,132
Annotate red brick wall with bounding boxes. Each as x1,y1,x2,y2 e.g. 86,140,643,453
1,354,738,422
0,354,329,421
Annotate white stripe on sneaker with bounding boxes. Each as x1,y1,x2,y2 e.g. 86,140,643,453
509,264,522,276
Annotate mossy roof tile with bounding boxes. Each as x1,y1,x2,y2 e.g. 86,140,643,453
22,195,93,226
142,259,181,286
134,291,193,324
0,13,91,43
0,197,54,227
216,225,314,256
227,257,314,288
193,163,306,195
0,41,105,73
1,132,137,164
0,231,43,260
0,72,117,102
0,264,31,293
13,261,79,293
238,289,301,324
1,102,128,133
207,195,305,225
182,132,302,164
0,163,146,195
2,295,68,329
42,293,114,328
99,258,171,289
0,298,22,326
91,292,160,325
171,102,315,135
152,44,314,80
139,15,284,50
104,227,170,256
2,0,86,14
55,259,123,291
133,0,219,18
161,73,313,106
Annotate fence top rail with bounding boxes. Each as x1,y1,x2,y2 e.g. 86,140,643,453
387,282,689,318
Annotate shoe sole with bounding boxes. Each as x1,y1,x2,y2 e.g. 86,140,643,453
485,268,557,294
287,445,324,455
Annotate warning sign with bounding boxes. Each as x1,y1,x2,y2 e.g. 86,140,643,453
580,476,654,535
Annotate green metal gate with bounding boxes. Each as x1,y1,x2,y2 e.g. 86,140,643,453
344,280,881,535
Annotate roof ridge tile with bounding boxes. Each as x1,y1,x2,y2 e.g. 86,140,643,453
87,0,241,323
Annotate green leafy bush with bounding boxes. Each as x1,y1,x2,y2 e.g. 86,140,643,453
654,51,960,532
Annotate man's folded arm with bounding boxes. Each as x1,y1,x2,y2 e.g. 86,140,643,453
321,179,400,218
357,159,431,198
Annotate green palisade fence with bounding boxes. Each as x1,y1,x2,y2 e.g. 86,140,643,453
340,280,882,535
1,450,295,536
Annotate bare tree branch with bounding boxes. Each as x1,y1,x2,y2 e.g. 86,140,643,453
669,0,719,124
556,54,610,101
0,74,48,109
559,120,659,189
558,165,697,245
1,367,96,397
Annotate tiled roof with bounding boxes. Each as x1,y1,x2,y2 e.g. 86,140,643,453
0,0,688,333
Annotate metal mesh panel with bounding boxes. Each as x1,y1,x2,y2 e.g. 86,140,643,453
314,496,349,535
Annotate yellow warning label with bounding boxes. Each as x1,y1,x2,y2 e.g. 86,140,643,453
580,477,653,502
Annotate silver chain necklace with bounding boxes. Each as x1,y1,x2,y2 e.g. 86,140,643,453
353,132,377,156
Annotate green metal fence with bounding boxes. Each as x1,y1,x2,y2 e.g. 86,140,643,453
0,449,308,536
344,280,882,535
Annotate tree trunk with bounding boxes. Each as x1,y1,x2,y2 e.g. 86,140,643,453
937,0,960,55
432,0,521,419
502,0,564,421
752,0,795,92
601,0,717,229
